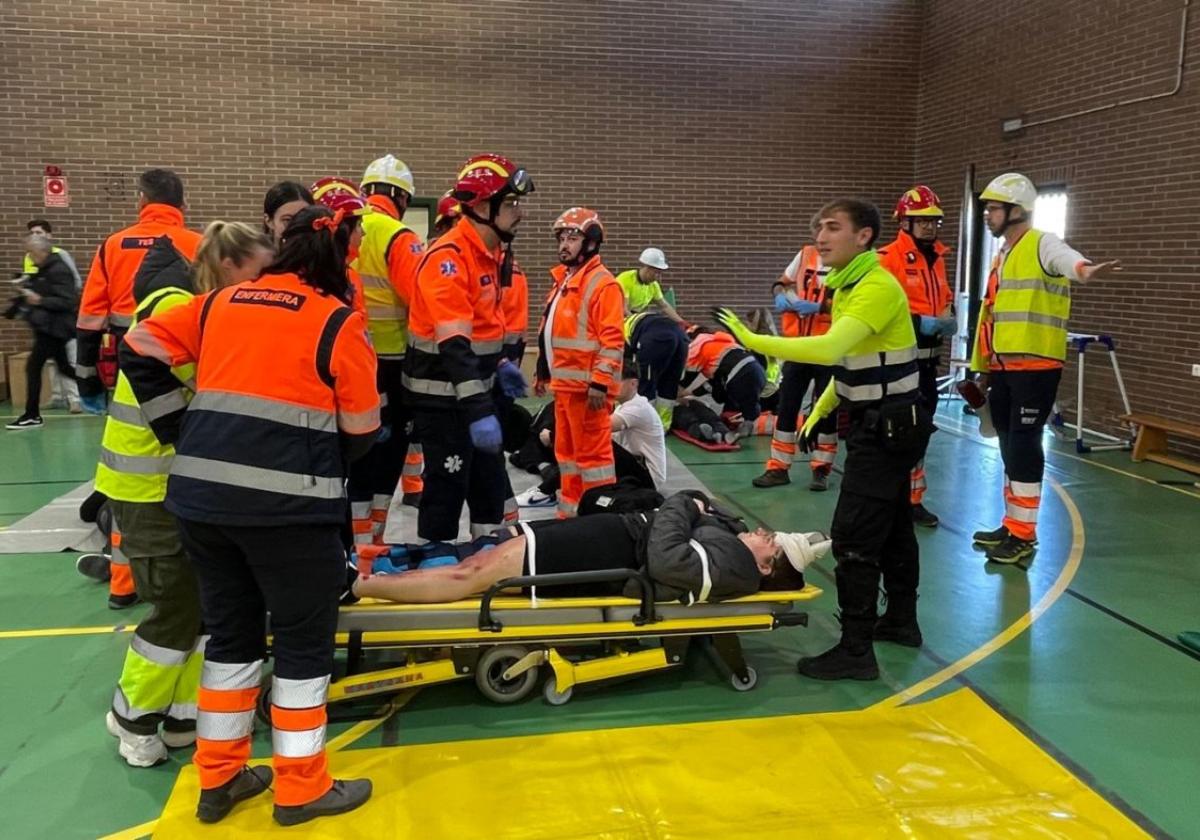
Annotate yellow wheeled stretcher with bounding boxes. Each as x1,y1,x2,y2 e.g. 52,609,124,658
304,570,821,712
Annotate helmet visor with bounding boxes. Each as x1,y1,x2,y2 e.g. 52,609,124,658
510,168,535,196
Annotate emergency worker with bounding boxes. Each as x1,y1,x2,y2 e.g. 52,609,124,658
405,154,534,541
754,241,838,491
680,328,767,424
76,169,202,409
716,199,930,680
970,173,1120,564
101,221,273,768
120,204,379,826
614,247,685,324
431,192,461,240
878,185,954,527
624,309,688,427
535,208,625,518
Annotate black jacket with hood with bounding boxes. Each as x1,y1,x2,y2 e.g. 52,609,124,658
24,253,80,340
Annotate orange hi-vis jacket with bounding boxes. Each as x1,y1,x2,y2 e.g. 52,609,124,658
780,245,831,338
121,272,380,526
404,217,506,421
686,331,742,380
78,204,202,332
538,254,625,396
502,258,529,364
878,230,951,360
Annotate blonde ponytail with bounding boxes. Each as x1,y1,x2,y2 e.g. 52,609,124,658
192,220,274,293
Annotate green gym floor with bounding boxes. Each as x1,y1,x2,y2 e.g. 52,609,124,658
1,400,1197,838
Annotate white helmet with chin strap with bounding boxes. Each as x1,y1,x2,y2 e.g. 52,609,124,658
361,154,415,196
980,172,1037,212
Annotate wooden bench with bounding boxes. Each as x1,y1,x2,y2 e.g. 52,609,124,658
1120,413,1200,475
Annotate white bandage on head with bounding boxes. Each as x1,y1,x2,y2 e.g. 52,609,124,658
773,531,831,573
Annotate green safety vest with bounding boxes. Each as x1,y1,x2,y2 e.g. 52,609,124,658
93,287,195,502
977,229,1070,365
353,212,411,357
21,247,61,274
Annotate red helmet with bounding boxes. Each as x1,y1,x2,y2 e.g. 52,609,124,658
310,177,370,216
893,184,944,219
452,154,534,207
435,192,462,225
552,207,605,244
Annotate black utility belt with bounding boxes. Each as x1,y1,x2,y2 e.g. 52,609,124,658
858,398,932,450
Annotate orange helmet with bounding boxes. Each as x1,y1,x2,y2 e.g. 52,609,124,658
310,177,371,216
435,192,462,226
452,154,534,207
552,207,605,244
893,185,944,219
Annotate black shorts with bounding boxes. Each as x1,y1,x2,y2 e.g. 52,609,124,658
518,514,639,597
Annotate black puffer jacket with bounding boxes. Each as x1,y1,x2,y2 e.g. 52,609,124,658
24,253,80,340
622,491,762,603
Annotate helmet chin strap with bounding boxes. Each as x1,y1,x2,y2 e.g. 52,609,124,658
994,204,1025,236
465,198,516,244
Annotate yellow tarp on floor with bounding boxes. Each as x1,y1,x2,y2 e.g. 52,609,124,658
154,688,1145,838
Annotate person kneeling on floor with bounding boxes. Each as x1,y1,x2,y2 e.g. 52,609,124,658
350,491,826,604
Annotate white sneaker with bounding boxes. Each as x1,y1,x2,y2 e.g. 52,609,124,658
106,710,168,767
515,487,556,508
161,726,197,749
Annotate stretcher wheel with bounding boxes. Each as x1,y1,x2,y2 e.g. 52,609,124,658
475,646,539,704
542,676,573,706
730,667,758,692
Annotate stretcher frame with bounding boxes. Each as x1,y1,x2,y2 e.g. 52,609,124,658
263,569,820,717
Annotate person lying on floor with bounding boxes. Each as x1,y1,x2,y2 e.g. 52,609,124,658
350,490,828,605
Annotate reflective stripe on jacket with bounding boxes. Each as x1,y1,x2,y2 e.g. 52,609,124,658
539,255,624,395
121,272,379,525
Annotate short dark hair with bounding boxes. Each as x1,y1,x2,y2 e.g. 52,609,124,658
138,168,185,208
760,553,806,592
816,198,882,247
26,219,51,233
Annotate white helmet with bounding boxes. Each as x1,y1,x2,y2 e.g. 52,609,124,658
361,155,415,195
638,247,669,270
980,172,1037,212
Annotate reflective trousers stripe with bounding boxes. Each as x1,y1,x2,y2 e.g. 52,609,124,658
113,635,204,723
768,429,797,469
910,458,927,503
1003,477,1041,539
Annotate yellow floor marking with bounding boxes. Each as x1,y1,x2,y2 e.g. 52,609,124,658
872,476,1084,709
0,623,135,640
151,688,1148,838
96,819,158,840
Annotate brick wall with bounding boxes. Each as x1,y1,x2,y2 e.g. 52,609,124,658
0,0,920,356
916,0,1200,442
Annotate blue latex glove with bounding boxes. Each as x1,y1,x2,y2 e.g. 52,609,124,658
789,299,821,316
496,360,528,398
469,414,503,453
920,315,957,337
80,393,107,415
376,424,392,444
773,292,793,314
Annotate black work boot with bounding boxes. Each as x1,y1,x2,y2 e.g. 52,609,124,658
273,778,373,827
798,616,879,681
874,606,923,648
196,766,274,824
752,468,790,488
972,524,1009,546
911,503,939,528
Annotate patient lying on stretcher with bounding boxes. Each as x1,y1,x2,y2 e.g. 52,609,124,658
350,491,829,605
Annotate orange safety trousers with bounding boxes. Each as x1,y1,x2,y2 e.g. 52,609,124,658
401,442,424,495
553,392,615,519
1003,477,1041,541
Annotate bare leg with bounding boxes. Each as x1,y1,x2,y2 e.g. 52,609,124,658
352,536,527,603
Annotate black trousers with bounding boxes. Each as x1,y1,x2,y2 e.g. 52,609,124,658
177,519,344,681
911,355,941,466
539,440,652,495
348,357,410,504
632,318,687,402
412,409,506,541
26,330,76,416
775,361,836,435
988,368,1061,484
830,406,930,648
